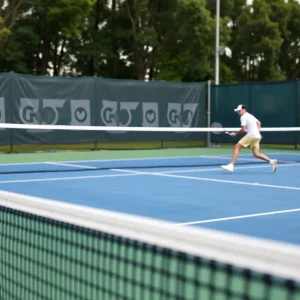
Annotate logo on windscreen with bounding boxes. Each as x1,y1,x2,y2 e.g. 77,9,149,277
101,100,139,126
18,98,91,132
142,103,158,127
70,100,90,125
100,100,159,127
75,108,87,122
167,103,198,127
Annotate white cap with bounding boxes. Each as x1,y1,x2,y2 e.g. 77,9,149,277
234,104,247,112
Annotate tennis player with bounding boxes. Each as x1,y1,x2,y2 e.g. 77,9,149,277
221,104,277,173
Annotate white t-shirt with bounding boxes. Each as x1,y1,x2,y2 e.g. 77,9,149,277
240,112,261,138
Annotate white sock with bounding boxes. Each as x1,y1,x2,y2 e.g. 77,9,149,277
269,159,273,164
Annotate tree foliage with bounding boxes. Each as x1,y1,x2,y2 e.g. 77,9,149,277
1,0,300,83
0,0,29,47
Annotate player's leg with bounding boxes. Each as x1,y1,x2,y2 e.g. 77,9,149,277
221,139,247,172
251,147,270,162
231,142,244,165
251,140,277,172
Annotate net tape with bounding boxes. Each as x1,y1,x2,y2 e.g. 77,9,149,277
1,123,300,132
1,189,300,282
0,123,299,174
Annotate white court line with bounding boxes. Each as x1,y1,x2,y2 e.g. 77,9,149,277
244,152,300,156
44,162,97,169
173,208,300,226
0,173,140,184
0,152,298,166
159,163,300,174
219,152,300,156
0,154,213,166
111,169,300,191
200,155,299,164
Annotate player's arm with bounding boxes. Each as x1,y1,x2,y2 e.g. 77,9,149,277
230,125,246,137
256,120,261,131
256,120,262,138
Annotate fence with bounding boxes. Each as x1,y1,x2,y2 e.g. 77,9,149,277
210,80,300,149
0,72,299,151
0,73,207,151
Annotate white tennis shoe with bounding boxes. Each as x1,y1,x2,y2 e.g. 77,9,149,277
221,160,277,173
271,159,277,173
221,163,234,172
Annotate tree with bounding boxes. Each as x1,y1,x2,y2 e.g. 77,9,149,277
0,17,11,47
153,0,215,82
277,0,300,79
62,0,113,77
111,0,176,80
234,0,283,81
35,0,95,75
206,0,246,83
2,0,300,82
0,19,39,73
0,0,29,48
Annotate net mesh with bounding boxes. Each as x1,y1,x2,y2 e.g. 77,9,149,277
1,190,300,300
0,123,299,174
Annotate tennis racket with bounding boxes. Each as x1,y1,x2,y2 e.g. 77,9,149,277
210,122,231,135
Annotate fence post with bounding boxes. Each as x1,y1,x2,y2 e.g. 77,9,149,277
9,72,14,153
296,79,299,150
206,80,211,147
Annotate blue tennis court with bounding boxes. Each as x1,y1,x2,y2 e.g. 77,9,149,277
1,148,300,246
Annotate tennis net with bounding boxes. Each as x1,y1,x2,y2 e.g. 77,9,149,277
0,123,299,174
1,190,300,300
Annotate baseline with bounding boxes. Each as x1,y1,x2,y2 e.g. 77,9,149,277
158,162,300,174
173,208,300,226
111,169,300,191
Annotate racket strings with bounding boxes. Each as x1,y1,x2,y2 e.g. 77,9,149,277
211,122,230,135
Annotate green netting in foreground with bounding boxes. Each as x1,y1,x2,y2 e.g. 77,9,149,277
1,191,300,300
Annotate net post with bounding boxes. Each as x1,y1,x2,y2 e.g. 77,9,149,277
206,80,212,147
